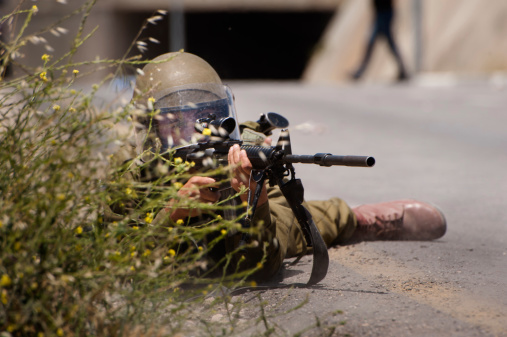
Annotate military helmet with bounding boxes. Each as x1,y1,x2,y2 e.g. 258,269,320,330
133,51,240,150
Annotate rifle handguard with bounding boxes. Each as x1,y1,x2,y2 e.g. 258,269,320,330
240,146,375,169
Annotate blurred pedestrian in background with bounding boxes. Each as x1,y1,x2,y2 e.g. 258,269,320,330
352,0,407,81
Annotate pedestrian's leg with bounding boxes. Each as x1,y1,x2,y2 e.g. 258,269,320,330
352,23,379,79
383,12,408,80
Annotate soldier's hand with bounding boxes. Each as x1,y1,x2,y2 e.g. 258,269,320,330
167,176,220,220
228,144,268,206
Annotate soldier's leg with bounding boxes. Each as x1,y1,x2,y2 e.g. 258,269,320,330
266,186,356,259
285,198,357,258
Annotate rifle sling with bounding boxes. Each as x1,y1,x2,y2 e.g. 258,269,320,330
279,178,329,286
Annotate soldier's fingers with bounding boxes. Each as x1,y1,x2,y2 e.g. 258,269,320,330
232,144,241,164
228,145,233,165
179,176,217,198
187,176,217,187
239,149,252,172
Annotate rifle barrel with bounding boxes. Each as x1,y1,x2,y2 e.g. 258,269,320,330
284,153,375,167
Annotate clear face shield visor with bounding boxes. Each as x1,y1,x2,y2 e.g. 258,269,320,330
149,83,240,151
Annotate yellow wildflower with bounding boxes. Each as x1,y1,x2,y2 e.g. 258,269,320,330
167,226,173,232
74,226,83,235
56,328,63,336
69,107,76,112
56,193,65,201
1,289,7,304
1,274,12,287
53,104,61,111
39,71,48,82
250,280,257,287
32,5,38,12
144,212,154,224
174,157,183,164
147,96,155,110
256,262,263,269
220,229,227,235
72,69,79,75
168,249,176,257
198,246,203,251
202,128,212,136
125,187,132,195
132,226,139,230
142,249,151,257
130,266,135,271
173,182,183,190
130,246,136,251
242,201,249,208
41,54,50,61
176,219,184,226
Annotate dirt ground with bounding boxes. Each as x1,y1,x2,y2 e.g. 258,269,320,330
216,241,499,337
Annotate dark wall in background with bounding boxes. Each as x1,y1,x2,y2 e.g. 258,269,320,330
123,11,333,80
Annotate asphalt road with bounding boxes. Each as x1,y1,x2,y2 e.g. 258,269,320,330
224,78,507,336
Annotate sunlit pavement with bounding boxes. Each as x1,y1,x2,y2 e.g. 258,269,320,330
227,78,507,336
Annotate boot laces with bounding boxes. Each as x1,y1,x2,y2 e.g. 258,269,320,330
358,211,404,239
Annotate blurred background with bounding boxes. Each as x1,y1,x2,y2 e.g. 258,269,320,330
2,0,507,83
2,2,507,335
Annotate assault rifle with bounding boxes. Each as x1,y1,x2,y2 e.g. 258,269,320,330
173,113,375,285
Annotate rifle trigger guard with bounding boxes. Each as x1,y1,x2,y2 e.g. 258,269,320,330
251,169,264,183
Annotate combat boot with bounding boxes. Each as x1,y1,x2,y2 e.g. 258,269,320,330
350,200,446,241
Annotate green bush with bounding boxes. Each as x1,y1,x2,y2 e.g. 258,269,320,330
0,2,263,336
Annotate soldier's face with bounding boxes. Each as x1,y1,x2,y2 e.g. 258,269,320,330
154,107,217,148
